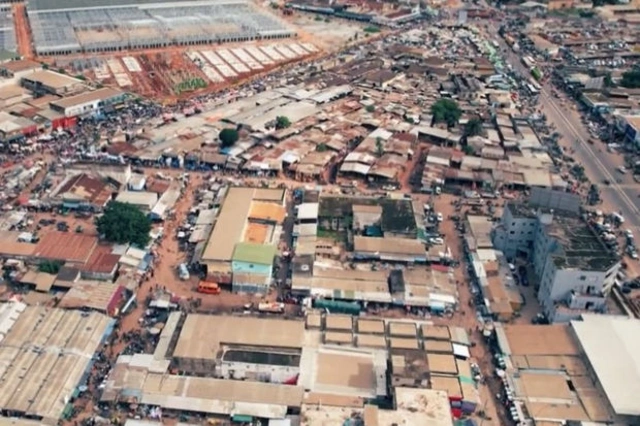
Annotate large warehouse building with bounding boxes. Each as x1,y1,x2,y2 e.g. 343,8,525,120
0,302,115,424
494,314,640,425
571,314,640,423
27,0,296,56
100,312,469,425
198,186,286,293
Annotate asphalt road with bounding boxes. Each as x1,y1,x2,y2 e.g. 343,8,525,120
487,26,640,230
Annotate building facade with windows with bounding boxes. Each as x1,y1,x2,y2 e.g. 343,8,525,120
493,201,619,323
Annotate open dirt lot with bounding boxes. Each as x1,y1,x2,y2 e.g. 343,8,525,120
285,14,366,51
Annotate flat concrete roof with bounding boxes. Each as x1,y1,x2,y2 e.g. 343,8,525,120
325,314,353,331
324,332,353,345
378,388,453,426
305,313,322,328
315,351,376,393
518,373,573,400
430,375,462,398
421,324,450,340
356,334,387,349
357,318,385,334
424,339,453,354
426,353,458,375
502,324,579,356
388,322,417,338
173,315,305,360
389,337,419,350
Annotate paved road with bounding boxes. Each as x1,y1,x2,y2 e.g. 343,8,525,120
487,26,640,230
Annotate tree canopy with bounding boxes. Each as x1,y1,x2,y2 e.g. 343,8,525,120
431,99,462,128
39,260,63,274
464,117,484,137
97,201,151,247
275,116,291,130
219,128,239,148
375,137,384,157
620,69,640,89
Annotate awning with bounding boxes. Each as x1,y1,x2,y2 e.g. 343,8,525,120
232,414,254,422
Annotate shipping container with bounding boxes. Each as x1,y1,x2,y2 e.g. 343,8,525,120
313,299,361,315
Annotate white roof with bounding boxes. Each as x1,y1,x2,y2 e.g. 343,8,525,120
297,203,319,220
571,314,640,416
115,191,158,209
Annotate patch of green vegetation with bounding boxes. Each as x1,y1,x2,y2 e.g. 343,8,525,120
318,196,417,236
317,229,346,242
174,77,207,94
363,26,380,33
380,199,416,235
39,260,63,274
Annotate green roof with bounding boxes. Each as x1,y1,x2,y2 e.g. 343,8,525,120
232,242,276,265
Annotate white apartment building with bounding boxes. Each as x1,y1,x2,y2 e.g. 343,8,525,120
493,202,620,323
492,203,538,259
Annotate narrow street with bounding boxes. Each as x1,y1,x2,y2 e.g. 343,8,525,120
12,3,34,59
486,23,640,231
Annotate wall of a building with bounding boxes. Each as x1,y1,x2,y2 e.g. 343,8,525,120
538,257,618,317
232,260,272,276
217,360,299,384
492,206,538,259
232,281,269,294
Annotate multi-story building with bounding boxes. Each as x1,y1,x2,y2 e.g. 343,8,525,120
493,202,620,323
491,202,538,260
533,213,619,322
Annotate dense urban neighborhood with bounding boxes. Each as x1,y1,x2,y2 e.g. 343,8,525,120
0,0,639,425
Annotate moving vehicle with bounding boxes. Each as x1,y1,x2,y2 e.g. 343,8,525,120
197,281,221,294
258,302,285,314
178,263,190,280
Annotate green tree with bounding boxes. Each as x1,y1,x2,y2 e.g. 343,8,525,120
316,143,328,152
603,73,614,88
275,116,291,130
219,128,239,148
375,137,384,157
431,98,462,128
365,104,375,113
620,69,640,89
97,201,151,247
464,117,484,137
39,260,63,274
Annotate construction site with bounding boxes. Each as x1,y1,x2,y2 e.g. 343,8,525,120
51,41,319,99
1,0,325,100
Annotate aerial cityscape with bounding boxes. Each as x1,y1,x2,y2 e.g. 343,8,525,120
0,0,639,424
